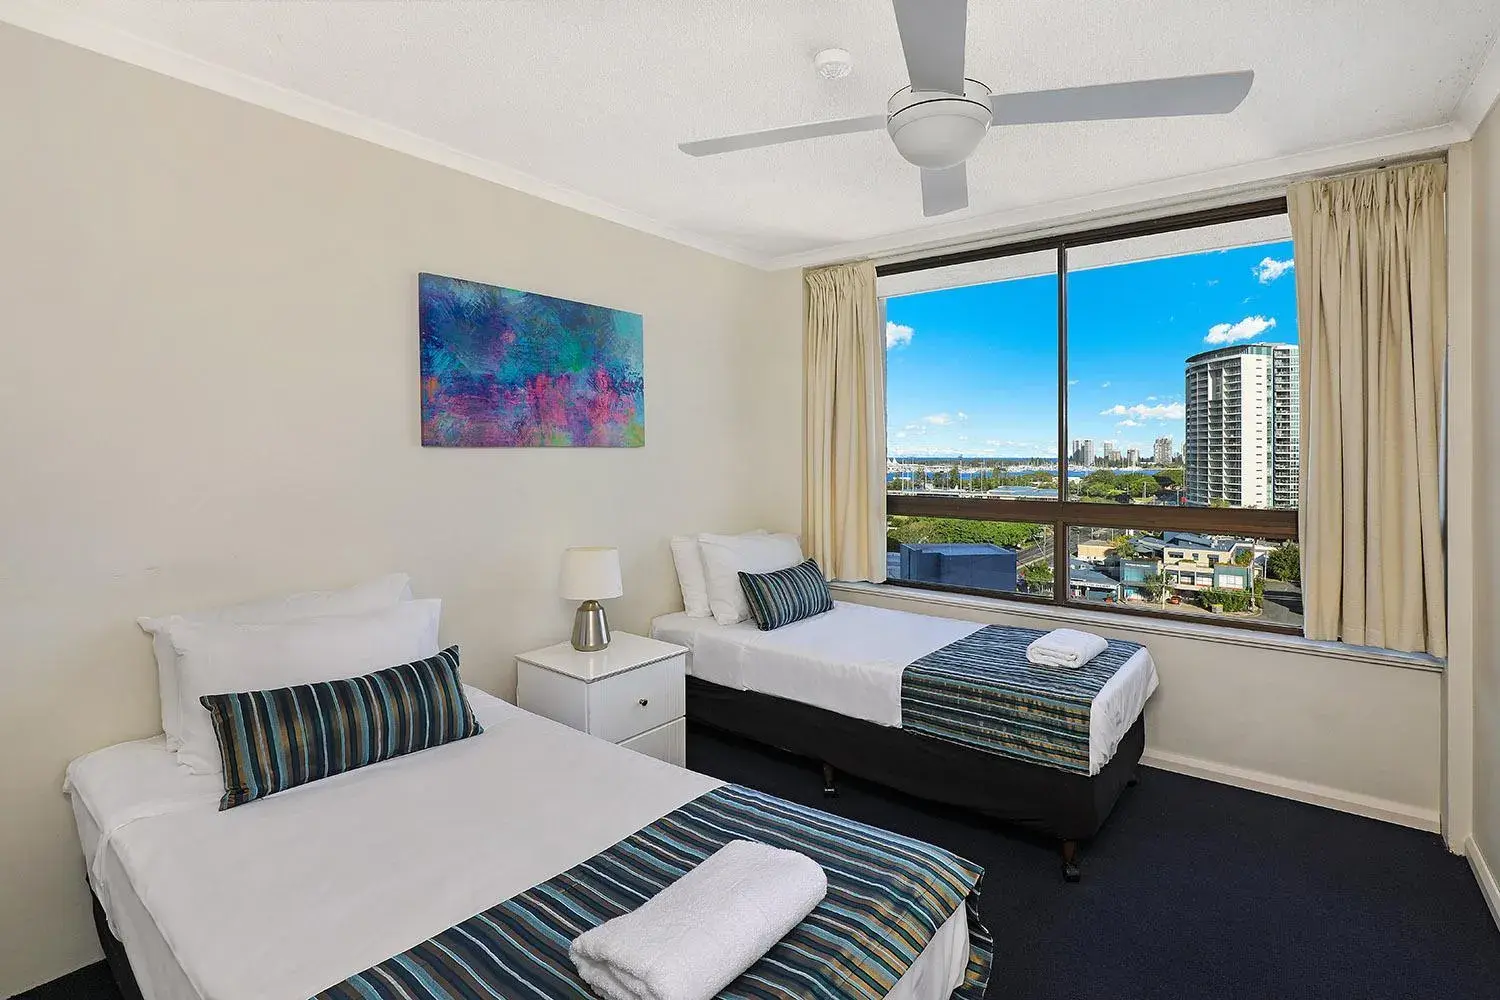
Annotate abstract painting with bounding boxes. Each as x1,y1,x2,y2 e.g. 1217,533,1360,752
419,272,644,447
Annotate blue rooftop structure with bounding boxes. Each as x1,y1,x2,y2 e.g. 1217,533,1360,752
898,543,1018,593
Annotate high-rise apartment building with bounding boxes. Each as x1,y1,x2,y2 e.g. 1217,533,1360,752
1126,447,1140,467
1183,343,1300,508
1071,439,1096,468
1153,436,1173,466
1102,441,1121,465
1269,345,1301,506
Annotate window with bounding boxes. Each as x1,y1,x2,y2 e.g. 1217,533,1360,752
880,201,1302,634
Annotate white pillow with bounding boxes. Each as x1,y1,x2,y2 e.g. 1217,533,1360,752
170,598,442,775
138,573,412,746
670,531,765,618
697,532,804,625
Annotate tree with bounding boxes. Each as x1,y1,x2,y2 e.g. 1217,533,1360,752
1232,549,1254,567
1200,587,1253,613
1118,473,1154,499
1154,468,1185,489
1141,572,1169,606
1209,497,1231,508
1020,561,1053,593
1266,542,1301,583
1078,469,1121,500
1110,535,1139,559
887,517,1047,550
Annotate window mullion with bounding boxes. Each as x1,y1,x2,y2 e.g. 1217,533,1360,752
1054,245,1069,605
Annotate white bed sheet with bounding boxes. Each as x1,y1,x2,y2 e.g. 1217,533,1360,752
653,602,1160,775
66,688,969,1000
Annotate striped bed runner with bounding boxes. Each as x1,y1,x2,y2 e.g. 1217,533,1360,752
901,625,1144,775
316,783,992,1000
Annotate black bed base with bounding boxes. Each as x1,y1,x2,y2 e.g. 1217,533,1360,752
92,891,145,1000
686,676,1144,881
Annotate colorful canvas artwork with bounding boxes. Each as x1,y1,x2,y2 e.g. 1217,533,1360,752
419,272,644,447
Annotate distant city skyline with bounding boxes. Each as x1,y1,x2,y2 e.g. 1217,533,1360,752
885,237,1299,459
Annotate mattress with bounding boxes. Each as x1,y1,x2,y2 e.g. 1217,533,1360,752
653,602,1159,775
66,688,972,1000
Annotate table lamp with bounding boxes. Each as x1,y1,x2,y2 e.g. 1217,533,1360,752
560,546,623,651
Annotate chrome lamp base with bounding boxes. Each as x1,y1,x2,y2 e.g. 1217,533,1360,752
571,600,611,652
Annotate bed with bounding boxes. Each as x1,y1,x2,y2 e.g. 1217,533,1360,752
66,687,991,1000
652,601,1159,880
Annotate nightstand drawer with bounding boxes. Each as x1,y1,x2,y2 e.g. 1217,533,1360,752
619,718,686,767
587,653,685,743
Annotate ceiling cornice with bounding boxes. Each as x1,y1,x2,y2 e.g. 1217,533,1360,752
0,0,776,269
3,0,1491,274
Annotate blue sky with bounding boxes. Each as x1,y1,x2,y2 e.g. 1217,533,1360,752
885,238,1298,460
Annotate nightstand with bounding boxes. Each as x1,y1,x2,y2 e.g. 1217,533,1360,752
514,631,687,766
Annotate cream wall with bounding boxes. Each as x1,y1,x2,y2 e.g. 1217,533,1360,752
1470,103,1500,910
0,24,801,995
832,586,1443,829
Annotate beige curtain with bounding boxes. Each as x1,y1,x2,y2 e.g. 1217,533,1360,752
1289,160,1447,655
803,261,886,582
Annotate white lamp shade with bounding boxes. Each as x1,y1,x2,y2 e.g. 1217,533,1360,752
559,547,623,601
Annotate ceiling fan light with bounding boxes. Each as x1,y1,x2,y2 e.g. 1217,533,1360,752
886,80,993,169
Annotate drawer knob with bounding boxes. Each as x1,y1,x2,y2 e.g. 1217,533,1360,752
638,698,649,707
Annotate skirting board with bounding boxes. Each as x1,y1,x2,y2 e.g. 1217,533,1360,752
1466,837,1500,932
1141,748,1441,833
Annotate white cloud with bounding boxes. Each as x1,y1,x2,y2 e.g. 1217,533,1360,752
1116,419,1142,428
886,321,915,349
1100,381,1111,388
923,413,952,426
956,411,968,421
1252,257,1295,284
1101,402,1186,420
1067,379,1079,387
1205,315,1276,345
1146,395,1157,401
1206,278,1220,287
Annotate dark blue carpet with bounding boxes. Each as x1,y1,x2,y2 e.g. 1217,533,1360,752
685,725,1500,1000
21,726,1500,1000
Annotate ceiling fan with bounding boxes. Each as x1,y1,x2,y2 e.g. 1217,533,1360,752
677,0,1254,217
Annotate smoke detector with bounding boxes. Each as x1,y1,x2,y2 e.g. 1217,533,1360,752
814,48,853,80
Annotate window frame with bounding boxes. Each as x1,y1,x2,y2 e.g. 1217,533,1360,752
878,197,1300,636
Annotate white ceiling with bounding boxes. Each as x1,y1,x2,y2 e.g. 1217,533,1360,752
11,0,1500,267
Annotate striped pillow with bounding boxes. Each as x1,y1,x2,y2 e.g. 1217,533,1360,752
738,558,834,631
200,646,482,810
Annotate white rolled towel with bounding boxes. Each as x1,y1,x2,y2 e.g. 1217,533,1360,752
1026,628,1109,669
569,839,828,1000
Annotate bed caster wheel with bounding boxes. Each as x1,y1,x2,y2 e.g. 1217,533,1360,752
1062,862,1082,883
821,763,838,798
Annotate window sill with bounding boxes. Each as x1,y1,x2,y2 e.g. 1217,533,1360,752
830,581,1445,673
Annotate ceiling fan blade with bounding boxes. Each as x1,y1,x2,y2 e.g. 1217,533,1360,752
891,0,967,94
679,114,887,157
921,164,968,217
990,71,1254,126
